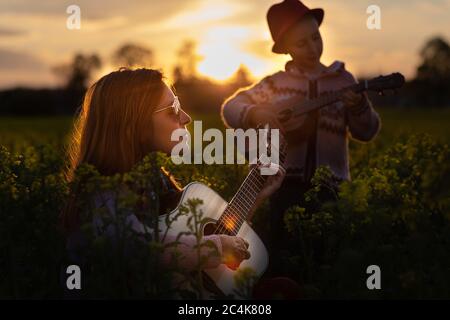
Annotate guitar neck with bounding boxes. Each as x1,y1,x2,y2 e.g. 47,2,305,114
216,135,288,235
293,82,366,116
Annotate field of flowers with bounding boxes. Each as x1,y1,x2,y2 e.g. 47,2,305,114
1,107,449,299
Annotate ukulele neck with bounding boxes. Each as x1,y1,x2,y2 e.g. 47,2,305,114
295,82,365,116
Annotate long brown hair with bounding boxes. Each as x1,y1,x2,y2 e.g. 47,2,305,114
61,68,168,232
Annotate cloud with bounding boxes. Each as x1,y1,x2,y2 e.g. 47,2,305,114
0,27,26,37
0,0,203,24
0,48,47,71
0,48,55,88
242,39,272,56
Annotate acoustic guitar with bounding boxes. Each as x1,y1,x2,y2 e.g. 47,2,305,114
158,129,287,298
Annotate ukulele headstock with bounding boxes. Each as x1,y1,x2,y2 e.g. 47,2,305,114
365,72,405,95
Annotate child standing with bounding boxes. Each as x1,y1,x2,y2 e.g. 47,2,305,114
221,0,381,276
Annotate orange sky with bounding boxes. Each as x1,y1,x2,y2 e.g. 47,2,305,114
0,0,449,88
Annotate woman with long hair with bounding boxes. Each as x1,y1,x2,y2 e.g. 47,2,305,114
61,68,285,274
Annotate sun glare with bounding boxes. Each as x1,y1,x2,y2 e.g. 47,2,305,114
198,43,243,81
197,26,267,81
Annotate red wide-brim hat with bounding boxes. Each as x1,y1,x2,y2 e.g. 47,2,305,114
267,0,324,54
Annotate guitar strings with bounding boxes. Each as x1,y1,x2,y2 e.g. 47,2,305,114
215,139,288,235
214,136,288,235
215,169,267,235
214,169,262,234
215,170,260,234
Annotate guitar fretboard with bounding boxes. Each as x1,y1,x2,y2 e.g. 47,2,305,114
214,134,288,235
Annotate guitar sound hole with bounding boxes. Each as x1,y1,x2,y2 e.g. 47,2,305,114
203,222,218,236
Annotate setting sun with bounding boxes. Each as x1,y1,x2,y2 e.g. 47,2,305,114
198,26,249,81
197,26,267,81
198,43,243,81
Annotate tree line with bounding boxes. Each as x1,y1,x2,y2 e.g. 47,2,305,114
0,36,449,116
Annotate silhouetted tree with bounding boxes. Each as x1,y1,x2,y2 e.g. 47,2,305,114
53,53,101,91
416,36,450,82
228,64,253,90
112,43,154,68
172,40,202,83
409,36,450,106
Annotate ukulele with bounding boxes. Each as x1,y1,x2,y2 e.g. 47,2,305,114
271,72,405,130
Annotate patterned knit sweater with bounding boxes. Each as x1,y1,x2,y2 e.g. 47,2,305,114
221,60,381,181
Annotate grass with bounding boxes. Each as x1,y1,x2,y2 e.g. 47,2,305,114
1,107,449,152
377,107,450,141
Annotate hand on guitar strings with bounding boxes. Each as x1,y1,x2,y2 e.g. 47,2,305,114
245,106,286,135
255,162,286,201
219,235,250,270
342,90,364,109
